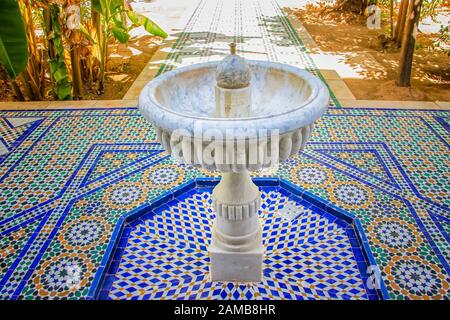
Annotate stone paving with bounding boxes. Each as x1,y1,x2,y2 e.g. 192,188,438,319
0,0,449,300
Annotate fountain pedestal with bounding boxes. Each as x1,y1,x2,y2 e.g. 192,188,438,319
209,171,263,282
209,43,262,282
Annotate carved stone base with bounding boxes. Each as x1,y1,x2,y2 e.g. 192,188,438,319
209,227,264,282
208,171,264,282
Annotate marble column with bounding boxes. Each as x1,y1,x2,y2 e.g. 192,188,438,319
208,171,264,282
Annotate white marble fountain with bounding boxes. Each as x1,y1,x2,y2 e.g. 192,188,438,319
139,43,329,282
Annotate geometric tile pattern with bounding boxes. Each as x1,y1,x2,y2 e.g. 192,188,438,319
0,106,449,300
315,149,396,186
102,181,380,300
0,0,449,300
0,107,449,300
81,149,162,187
0,116,43,159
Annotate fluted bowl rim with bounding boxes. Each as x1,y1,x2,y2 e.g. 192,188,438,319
139,60,329,138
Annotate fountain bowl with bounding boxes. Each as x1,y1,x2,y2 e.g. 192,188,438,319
139,60,329,172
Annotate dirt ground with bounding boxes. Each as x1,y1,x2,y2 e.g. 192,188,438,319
289,5,450,101
0,35,160,102
83,35,161,100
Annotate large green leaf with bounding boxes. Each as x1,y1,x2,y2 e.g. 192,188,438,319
112,15,127,31
48,4,72,101
79,24,96,44
127,11,168,39
49,59,72,100
91,0,103,14
0,0,28,79
111,27,129,44
110,0,124,13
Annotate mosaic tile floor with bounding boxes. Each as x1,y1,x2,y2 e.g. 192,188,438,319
0,0,449,300
0,107,449,300
99,180,382,300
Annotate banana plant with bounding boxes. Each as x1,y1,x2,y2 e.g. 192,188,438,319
0,0,29,100
21,1,43,100
87,0,167,92
44,3,72,100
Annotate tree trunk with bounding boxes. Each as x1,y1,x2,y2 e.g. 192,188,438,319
92,6,101,37
20,71,34,100
43,6,56,96
394,0,409,45
25,62,43,100
0,66,24,101
361,0,368,15
390,0,394,38
66,0,84,99
11,80,25,101
70,48,83,99
397,0,422,87
98,36,107,94
17,0,45,100
97,8,109,94
334,0,367,14
91,3,101,86
43,8,56,61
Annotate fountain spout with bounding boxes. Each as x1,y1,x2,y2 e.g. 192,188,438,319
215,43,252,118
